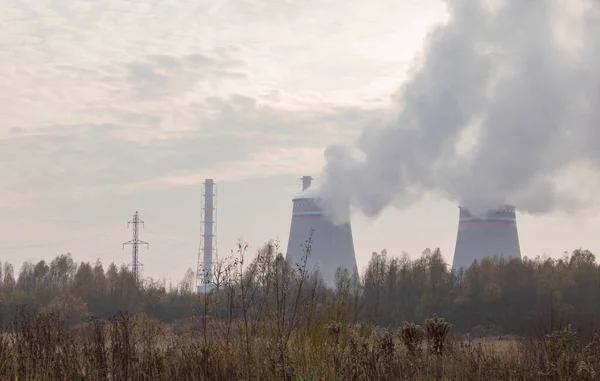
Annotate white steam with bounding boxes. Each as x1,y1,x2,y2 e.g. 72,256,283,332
321,0,600,222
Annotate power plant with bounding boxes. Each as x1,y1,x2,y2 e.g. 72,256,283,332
285,176,358,287
452,205,522,271
188,177,524,288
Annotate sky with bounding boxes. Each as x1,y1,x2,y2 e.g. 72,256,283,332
2,0,599,285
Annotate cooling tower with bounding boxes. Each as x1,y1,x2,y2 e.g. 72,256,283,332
285,176,358,288
452,205,522,271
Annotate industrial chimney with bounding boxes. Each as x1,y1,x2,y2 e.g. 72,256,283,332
451,205,522,271
196,178,217,293
285,176,358,288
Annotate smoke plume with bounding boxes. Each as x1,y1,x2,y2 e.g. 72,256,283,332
321,0,600,221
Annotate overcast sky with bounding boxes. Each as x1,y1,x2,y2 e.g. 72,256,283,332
2,0,599,285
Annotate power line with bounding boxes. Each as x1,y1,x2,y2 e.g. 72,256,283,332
0,230,121,251
123,211,149,283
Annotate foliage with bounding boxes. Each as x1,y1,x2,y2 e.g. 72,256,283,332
400,321,425,356
425,314,452,355
1,246,600,341
0,309,599,380
40,294,90,326
1,242,600,379
543,324,579,379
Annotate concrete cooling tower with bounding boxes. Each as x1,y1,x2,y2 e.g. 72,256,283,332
285,176,358,288
452,205,522,271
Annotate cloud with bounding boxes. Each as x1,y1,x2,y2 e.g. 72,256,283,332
0,92,384,205
0,0,442,220
120,53,248,101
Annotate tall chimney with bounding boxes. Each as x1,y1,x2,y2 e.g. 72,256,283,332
301,176,313,192
286,175,357,287
197,178,217,293
452,205,522,271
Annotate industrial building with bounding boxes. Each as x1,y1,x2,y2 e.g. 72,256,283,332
285,176,358,287
452,205,522,271
197,179,217,293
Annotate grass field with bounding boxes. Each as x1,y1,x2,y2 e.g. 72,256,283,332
0,309,599,381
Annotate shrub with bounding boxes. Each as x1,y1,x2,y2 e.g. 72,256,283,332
425,314,452,355
544,324,579,378
399,322,424,356
40,294,90,326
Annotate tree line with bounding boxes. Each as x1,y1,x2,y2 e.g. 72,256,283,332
361,248,600,339
0,254,197,324
0,243,599,339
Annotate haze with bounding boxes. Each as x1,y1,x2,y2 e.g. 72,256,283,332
1,0,599,284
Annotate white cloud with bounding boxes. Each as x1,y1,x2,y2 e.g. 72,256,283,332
0,0,459,280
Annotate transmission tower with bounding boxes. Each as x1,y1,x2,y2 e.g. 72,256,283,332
123,211,149,282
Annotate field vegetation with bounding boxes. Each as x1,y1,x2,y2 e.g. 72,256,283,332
1,239,600,379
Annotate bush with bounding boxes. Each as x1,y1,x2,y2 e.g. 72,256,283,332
425,314,452,355
544,324,579,378
40,294,90,326
399,322,424,356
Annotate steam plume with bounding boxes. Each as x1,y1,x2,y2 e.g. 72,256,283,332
321,0,600,221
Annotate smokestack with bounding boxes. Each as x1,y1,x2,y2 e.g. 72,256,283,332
301,176,313,192
286,175,357,287
452,205,522,271
197,178,217,293
203,179,215,283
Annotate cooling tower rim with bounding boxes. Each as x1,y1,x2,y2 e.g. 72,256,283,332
458,204,517,213
292,195,324,201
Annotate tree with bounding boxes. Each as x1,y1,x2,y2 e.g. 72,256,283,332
48,254,76,293
3,262,15,290
73,262,95,300
178,268,196,294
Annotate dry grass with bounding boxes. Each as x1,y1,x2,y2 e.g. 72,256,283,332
1,309,599,381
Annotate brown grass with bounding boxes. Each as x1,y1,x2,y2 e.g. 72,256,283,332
1,309,599,381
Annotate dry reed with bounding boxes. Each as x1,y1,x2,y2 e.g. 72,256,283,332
1,309,599,381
